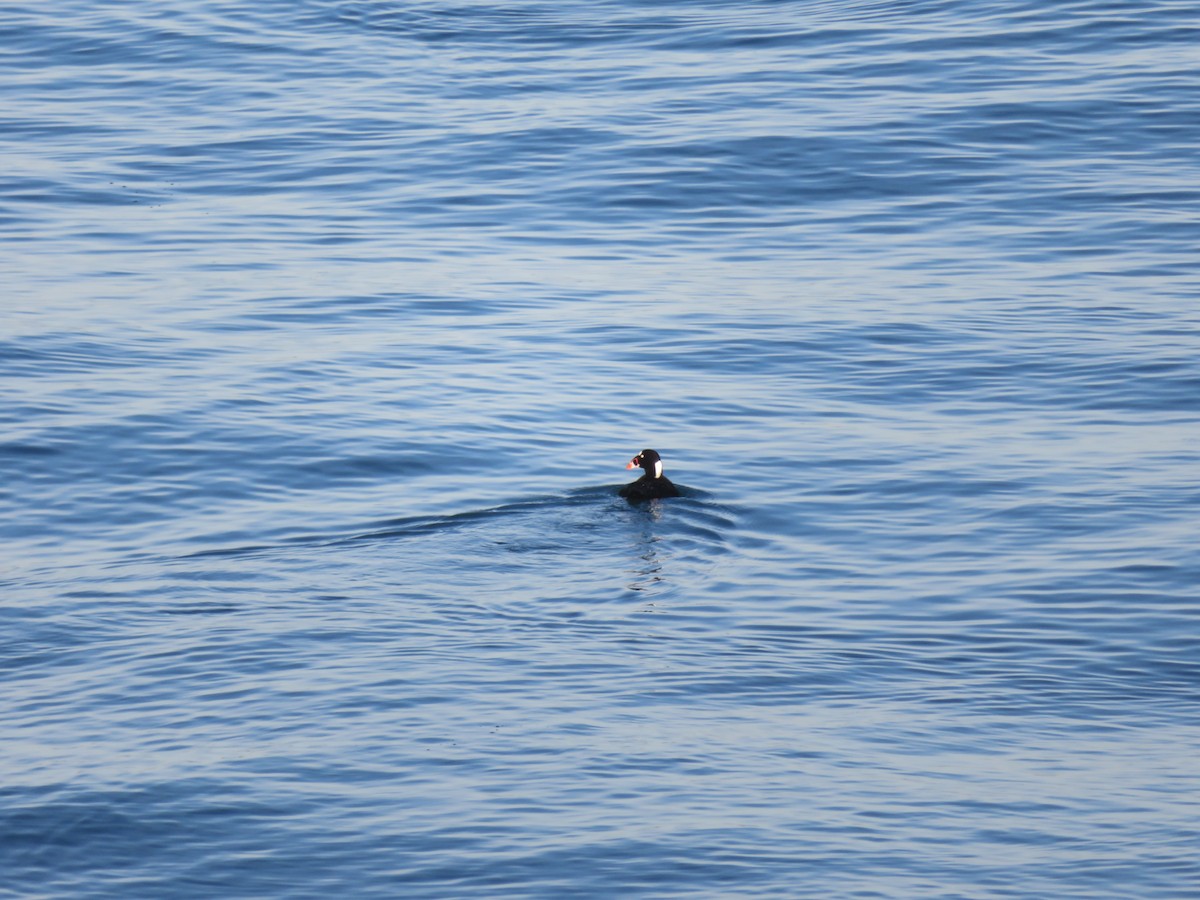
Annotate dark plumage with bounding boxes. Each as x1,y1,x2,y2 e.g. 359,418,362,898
619,448,680,502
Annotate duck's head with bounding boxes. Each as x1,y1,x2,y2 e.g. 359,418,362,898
625,448,664,479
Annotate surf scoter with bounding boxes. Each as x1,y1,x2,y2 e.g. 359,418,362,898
619,448,680,502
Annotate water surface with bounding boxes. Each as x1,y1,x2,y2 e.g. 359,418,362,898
3,0,1199,897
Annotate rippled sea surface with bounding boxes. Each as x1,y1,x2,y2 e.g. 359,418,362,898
3,0,1199,896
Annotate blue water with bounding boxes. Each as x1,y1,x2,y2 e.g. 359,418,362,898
3,0,1199,896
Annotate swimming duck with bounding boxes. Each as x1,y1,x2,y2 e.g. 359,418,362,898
619,448,680,502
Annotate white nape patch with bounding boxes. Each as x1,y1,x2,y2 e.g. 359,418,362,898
653,460,663,479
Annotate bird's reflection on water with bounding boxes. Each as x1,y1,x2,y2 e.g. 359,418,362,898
625,499,670,592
